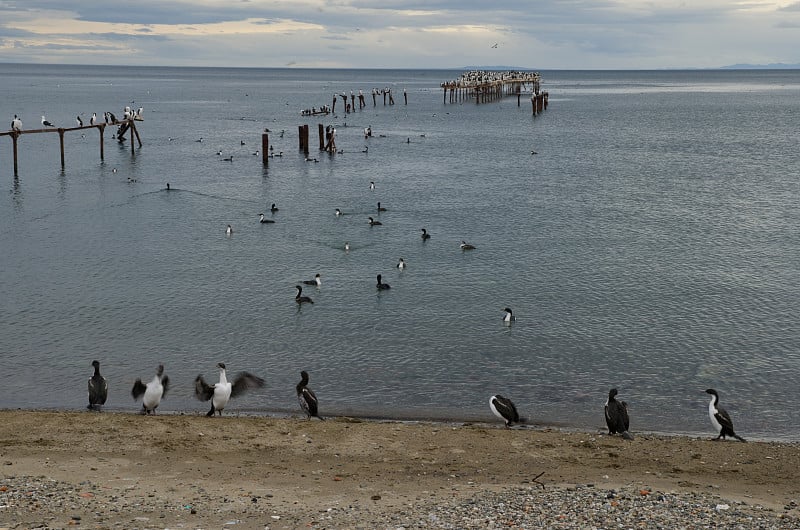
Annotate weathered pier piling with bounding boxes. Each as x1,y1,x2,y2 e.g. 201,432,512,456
2,118,142,176
441,70,544,108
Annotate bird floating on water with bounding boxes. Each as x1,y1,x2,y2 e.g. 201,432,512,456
604,388,633,440
132,364,169,415
705,389,746,442
259,213,275,224
460,240,476,250
490,395,520,428
397,258,406,270
87,360,108,411
420,228,431,240
226,224,233,236
194,362,265,417
368,216,382,226
295,285,314,304
502,307,515,323
297,370,323,420
302,273,322,287
376,274,391,290
377,202,387,212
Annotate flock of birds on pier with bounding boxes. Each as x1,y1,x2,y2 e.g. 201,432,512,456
9,108,144,133
86,359,747,442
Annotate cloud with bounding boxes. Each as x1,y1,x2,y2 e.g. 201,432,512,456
0,0,798,68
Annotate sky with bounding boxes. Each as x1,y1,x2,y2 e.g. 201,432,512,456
1,0,799,69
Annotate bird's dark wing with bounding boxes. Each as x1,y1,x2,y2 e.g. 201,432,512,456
161,375,170,397
194,375,214,401
131,379,146,400
89,377,108,405
493,396,519,423
301,387,319,416
715,406,735,432
621,400,630,432
231,372,265,398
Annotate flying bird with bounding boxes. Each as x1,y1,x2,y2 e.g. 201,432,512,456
194,362,265,417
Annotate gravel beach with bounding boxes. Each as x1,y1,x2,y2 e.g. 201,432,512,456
0,411,798,529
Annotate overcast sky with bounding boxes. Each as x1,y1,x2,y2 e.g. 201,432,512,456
1,0,799,69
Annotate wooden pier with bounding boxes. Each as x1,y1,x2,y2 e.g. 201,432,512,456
1,119,143,176
441,70,548,114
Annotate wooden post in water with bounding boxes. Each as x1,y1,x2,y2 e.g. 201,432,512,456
318,123,325,151
58,129,66,168
261,133,269,165
129,122,135,154
131,121,143,149
12,132,19,176
99,124,105,161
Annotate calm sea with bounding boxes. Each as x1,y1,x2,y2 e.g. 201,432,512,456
1,65,798,441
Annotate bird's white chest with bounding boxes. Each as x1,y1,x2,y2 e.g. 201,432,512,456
708,402,722,430
143,380,163,408
213,382,232,408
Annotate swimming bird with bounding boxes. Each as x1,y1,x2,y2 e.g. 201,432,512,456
226,224,233,235
377,202,387,212
87,360,108,411
11,115,22,131
397,258,406,270
489,395,520,428
131,364,169,415
76,115,83,127
222,155,233,162
90,113,97,126
376,274,391,290
502,307,515,323
41,115,54,128
302,273,321,287
295,285,314,304
297,370,323,420
460,240,476,250
259,213,275,224
362,146,369,153
166,183,172,191
705,388,746,442
194,362,265,417
369,181,375,190
270,203,279,213
604,388,633,440
335,208,343,216
344,242,350,252
216,150,223,156
368,216,382,226
420,228,431,240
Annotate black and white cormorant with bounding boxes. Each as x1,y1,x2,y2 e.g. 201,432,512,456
295,285,314,304
502,307,515,323
194,362,265,417
302,273,321,287
76,115,83,127
296,370,323,420
489,395,520,428
90,112,97,126
420,228,431,240
705,388,746,442
226,224,233,235
270,203,279,213
369,180,375,190
368,216,382,226
397,258,406,270
87,360,108,411
377,202,387,212
259,213,275,224
11,115,22,132
460,240,476,250
604,388,633,440
376,274,391,290
131,364,169,415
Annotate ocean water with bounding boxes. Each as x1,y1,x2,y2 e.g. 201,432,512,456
1,65,798,441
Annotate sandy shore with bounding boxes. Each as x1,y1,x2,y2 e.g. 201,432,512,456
0,410,798,529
